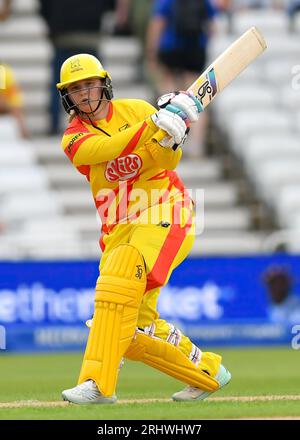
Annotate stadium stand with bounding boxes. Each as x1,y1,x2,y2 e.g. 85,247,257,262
211,8,300,253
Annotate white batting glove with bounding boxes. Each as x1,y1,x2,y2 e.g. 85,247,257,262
151,108,189,148
157,91,203,123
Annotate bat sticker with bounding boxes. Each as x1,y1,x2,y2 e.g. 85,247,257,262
197,68,218,105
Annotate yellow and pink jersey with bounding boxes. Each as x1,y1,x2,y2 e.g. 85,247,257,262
61,99,192,238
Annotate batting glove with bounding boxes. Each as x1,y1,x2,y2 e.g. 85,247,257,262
151,106,190,148
157,91,203,123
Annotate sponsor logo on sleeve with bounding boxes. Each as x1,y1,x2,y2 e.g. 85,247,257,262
67,132,84,153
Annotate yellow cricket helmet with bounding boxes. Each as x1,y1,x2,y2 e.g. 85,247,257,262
57,53,113,115
56,53,111,90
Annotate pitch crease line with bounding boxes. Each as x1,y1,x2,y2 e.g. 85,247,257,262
1,395,300,408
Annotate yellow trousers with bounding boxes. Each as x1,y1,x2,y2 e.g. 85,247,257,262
99,199,221,378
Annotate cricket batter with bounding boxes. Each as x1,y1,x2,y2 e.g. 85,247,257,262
57,54,231,404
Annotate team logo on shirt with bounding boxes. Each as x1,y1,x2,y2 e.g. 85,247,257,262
105,154,142,182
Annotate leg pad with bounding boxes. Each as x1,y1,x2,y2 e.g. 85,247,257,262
125,331,219,392
78,244,146,396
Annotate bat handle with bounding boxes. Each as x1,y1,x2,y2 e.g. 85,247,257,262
152,129,178,151
152,130,179,151
152,128,169,144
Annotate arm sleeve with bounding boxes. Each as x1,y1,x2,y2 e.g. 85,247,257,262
62,99,182,169
62,117,158,166
146,141,182,170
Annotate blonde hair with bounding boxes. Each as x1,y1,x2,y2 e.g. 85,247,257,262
68,109,77,123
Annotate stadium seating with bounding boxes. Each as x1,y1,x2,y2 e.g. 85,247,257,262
0,192,63,222
276,185,300,227
243,135,300,165
0,146,36,167
0,117,20,140
0,40,52,64
12,0,39,14
0,168,49,194
231,9,289,36
210,9,300,252
0,15,47,39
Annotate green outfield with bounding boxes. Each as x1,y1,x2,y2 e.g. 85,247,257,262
0,347,299,420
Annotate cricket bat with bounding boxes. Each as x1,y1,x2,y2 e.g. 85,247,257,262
153,26,267,144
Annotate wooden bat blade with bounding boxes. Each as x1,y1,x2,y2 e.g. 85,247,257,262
188,26,267,109
152,27,267,144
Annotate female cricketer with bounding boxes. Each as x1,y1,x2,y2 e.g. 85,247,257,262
56,53,231,404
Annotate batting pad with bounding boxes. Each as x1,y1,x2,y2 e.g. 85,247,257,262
78,244,146,396
125,331,219,392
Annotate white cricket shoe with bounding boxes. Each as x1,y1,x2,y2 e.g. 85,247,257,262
62,380,117,404
172,364,231,401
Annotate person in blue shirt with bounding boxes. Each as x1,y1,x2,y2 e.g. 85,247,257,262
263,266,300,325
146,0,217,158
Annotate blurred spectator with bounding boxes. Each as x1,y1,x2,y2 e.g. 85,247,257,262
116,0,153,44
115,0,154,82
0,63,30,139
39,0,110,134
146,0,217,158
213,0,231,10
263,266,300,325
287,0,300,30
0,0,11,21
288,0,300,14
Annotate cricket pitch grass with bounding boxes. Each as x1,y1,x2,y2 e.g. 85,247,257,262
0,347,299,420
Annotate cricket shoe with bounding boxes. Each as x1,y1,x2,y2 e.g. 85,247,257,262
62,380,117,404
172,364,231,401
